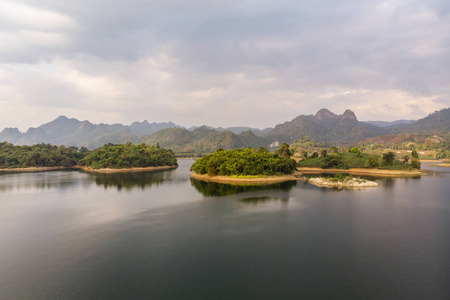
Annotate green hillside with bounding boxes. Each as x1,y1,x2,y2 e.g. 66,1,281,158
143,126,267,154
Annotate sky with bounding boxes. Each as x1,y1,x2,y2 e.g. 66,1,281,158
0,0,449,131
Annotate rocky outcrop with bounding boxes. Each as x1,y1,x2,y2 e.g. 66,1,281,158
308,177,378,188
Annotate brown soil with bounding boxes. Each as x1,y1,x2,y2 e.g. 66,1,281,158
0,166,78,172
80,165,178,173
426,163,450,168
297,167,424,177
190,173,298,184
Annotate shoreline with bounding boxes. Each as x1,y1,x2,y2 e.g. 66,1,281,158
190,173,298,184
297,167,425,177
80,165,178,173
0,165,178,173
0,166,79,172
425,163,450,168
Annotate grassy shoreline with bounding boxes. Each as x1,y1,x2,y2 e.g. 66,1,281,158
297,167,425,177
190,173,298,184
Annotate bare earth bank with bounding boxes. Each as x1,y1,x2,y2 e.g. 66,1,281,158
297,167,424,177
80,165,178,173
0,166,178,173
190,173,298,184
0,166,77,172
426,163,450,168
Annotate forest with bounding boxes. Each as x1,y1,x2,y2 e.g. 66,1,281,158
0,142,84,168
0,142,177,169
297,148,421,170
77,143,177,169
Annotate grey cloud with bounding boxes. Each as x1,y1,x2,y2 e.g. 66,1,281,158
0,0,449,129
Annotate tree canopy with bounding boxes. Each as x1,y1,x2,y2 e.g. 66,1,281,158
0,142,83,168
78,143,177,169
190,147,296,176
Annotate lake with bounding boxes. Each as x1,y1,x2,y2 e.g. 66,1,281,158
0,160,449,299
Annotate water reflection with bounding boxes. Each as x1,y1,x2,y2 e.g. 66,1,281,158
90,170,173,191
240,196,289,204
0,171,81,191
190,178,297,197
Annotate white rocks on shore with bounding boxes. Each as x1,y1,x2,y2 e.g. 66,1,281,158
308,177,378,189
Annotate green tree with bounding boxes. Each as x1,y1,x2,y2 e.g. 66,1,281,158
411,158,421,170
349,147,360,154
382,152,395,166
276,143,293,158
402,154,410,163
301,150,308,159
411,150,419,159
329,146,338,154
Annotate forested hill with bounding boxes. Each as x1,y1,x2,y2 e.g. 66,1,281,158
143,126,267,154
393,108,450,134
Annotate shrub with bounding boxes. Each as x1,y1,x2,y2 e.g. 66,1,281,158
411,158,421,170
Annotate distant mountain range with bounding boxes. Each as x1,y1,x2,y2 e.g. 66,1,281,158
0,116,179,149
1,108,448,151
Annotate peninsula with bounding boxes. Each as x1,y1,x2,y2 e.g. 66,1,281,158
296,150,423,177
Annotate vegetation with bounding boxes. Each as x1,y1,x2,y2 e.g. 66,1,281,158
297,150,421,170
0,142,84,168
78,143,177,169
145,126,267,155
190,147,297,176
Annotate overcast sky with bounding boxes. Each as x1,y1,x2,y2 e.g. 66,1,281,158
0,0,449,131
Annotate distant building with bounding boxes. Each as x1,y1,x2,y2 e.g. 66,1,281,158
269,141,280,148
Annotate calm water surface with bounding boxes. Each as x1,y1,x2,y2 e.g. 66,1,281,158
0,160,449,299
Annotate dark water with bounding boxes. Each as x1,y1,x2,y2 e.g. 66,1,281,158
1,160,449,299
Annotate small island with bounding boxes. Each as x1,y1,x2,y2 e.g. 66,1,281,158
77,143,177,173
0,142,177,173
0,142,84,171
308,174,378,189
190,144,298,184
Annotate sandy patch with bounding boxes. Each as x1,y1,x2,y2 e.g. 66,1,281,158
190,173,298,184
80,165,177,173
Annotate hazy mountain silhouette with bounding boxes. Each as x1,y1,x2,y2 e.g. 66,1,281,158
1,108,448,150
265,109,386,145
0,116,178,149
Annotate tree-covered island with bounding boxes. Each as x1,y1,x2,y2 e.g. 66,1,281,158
77,143,177,172
190,144,298,184
0,142,177,173
0,142,84,169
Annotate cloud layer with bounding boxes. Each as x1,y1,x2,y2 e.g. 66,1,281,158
1,0,449,130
